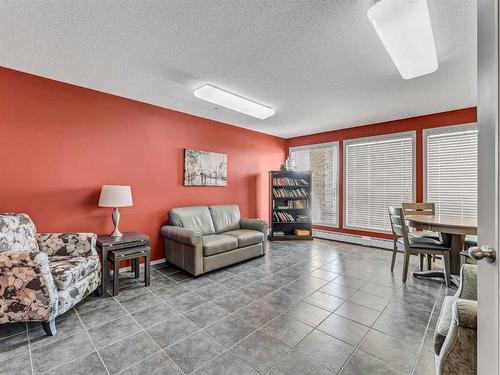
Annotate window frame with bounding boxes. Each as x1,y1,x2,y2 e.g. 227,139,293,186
289,141,340,228
343,131,417,234
423,122,478,217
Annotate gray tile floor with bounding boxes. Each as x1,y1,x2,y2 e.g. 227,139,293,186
1,239,453,375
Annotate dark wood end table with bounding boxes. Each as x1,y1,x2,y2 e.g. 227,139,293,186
96,231,151,296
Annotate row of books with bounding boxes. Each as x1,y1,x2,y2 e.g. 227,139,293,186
273,177,309,186
272,229,311,237
273,212,310,223
274,199,310,209
273,188,309,198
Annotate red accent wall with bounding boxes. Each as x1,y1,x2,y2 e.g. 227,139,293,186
286,107,477,240
0,67,286,261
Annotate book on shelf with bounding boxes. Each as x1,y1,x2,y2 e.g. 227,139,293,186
273,177,309,187
272,187,309,198
295,215,310,222
273,200,309,209
273,231,285,237
272,212,310,223
294,229,311,236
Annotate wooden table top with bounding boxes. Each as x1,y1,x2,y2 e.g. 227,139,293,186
405,214,477,235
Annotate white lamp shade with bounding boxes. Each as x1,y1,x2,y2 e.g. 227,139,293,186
98,185,133,208
367,0,438,80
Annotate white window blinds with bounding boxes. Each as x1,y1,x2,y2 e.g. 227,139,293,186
291,143,338,226
425,126,478,219
345,133,414,232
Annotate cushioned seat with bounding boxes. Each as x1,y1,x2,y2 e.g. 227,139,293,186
202,234,238,256
397,236,450,251
49,255,100,290
224,229,264,248
410,230,440,240
434,295,456,355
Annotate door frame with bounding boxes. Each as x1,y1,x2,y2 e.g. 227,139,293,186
478,0,500,373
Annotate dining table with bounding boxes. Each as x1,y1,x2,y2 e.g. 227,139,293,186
405,214,477,287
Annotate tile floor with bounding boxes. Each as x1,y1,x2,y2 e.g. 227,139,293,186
0,239,453,375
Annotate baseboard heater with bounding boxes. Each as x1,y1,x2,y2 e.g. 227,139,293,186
312,229,393,250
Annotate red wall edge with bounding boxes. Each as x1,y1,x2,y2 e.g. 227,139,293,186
0,67,286,261
286,107,478,240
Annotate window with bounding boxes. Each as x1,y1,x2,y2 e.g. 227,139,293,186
344,132,415,232
425,124,478,219
290,142,339,226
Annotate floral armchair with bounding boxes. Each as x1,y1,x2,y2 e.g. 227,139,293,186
0,213,101,335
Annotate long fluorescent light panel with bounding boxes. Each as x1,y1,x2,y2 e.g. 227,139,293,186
367,0,438,79
194,84,275,120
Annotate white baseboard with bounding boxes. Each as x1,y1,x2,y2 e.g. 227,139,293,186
313,229,393,250
151,258,166,266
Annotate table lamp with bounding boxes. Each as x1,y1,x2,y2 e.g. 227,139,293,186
98,185,133,237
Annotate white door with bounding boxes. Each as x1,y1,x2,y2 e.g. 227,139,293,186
478,1,500,373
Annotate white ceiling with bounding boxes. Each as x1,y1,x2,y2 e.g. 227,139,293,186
0,1,476,138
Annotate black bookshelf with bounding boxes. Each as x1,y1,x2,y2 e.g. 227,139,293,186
269,170,313,241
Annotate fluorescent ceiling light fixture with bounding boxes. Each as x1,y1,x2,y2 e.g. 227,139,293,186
194,84,275,119
367,0,438,79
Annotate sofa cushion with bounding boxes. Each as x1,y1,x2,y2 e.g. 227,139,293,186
202,234,238,256
434,295,456,355
169,206,215,235
49,255,100,290
224,229,264,248
208,205,241,234
0,213,39,252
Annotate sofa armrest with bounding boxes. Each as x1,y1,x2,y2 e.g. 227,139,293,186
0,249,58,323
454,299,477,329
457,264,477,300
36,233,97,258
240,218,268,235
161,226,202,247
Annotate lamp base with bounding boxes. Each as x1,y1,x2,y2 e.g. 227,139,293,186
111,208,122,238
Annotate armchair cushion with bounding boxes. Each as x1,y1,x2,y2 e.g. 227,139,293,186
208,205,241,233
0,213,38,252
36,233,97,257
58,269,101,315
435,295,456,355
224,229,264,248
202,234,238,256
161,226,202,247
49,255,100,290
454,299,477,329
0,249,58,323
458,264,477,300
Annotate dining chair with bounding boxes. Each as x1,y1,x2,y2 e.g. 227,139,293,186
389,204,434,272
402,202,441,269
388,207,451,286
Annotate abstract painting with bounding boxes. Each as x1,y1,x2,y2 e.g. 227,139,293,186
184,149,228,186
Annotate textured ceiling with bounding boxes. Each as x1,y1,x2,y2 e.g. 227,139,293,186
0,1,476,138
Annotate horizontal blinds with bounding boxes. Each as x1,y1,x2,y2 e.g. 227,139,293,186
426,128,478,219
345,135,414,232
292,145,338,226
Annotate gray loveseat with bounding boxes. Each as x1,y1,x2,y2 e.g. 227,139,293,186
160,204,267,276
